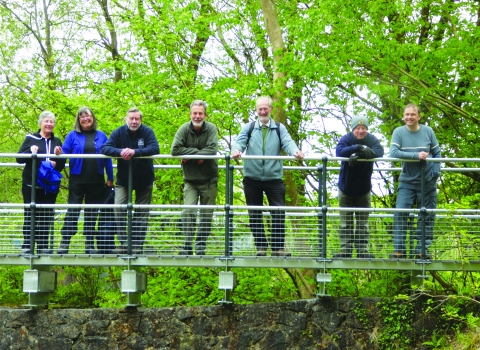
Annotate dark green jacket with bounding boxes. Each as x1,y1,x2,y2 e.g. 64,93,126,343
171,121,218,181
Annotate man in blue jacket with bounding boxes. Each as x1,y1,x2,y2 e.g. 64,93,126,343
335,116,384,259
231,96,304,257
100,107,159,254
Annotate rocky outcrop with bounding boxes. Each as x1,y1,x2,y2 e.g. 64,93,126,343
0,297,440,349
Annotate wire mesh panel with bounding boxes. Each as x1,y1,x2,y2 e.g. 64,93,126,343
0,208,25,254
1,154,480,271
2,203,480,263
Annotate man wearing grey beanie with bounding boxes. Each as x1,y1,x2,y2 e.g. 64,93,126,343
334,116,384,259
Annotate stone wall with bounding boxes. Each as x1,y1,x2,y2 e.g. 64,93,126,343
0,297,439,349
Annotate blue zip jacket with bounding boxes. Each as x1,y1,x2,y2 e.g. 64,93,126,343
62,130,114,181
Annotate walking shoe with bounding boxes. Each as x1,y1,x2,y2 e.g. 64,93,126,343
56,249,68,255
196,251,205,256
111,245,127,254
357,253,375,259
256,250,267,257
333,252,352,259
37,249,53,255
85,249,99,254
272,250,291,257
178,249,193,256
21,249,31,255
389,252,406,259
415,253,432,260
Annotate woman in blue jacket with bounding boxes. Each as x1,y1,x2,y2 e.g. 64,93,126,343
57,107,114,254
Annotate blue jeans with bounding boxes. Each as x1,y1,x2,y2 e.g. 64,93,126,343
243,177,286,251
393,185,438,254
181,179,218,253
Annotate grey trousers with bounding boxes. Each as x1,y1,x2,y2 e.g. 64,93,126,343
338,190,371,254
114,184,152,248
181,179,217,253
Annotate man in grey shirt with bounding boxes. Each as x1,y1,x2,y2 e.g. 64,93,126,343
390,103,441,259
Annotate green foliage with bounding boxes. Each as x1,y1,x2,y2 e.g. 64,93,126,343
377,295,415,350
353,300,369,328
232,268,298,304
328,270,411,297
422,295,480,350
52,266,117,308
97,267,298,308
0,266,28,306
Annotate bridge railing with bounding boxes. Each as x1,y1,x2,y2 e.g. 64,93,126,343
4,152,480,305
1,204,480,261
2,153,480,262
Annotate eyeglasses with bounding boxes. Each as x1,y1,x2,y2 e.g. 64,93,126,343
80,115,92,120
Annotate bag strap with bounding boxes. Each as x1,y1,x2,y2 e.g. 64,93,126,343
246,120,282,148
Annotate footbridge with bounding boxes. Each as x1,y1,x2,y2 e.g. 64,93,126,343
1,153,478,307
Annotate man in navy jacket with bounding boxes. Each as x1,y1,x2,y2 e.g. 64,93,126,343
101,107,159,254
335,116,384,258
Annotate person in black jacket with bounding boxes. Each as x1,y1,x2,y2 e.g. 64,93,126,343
171,100,218,256
334,116,384,259
17,111,66,255
100,107,159,254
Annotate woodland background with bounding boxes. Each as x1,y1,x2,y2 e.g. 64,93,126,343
0,1,479,344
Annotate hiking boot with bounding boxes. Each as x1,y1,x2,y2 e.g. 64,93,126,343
178,249,193,256
416,253,432,260
272,250,291,257
389,252,406,259
333,252,352,259
112,245,127,254
357,253,375,259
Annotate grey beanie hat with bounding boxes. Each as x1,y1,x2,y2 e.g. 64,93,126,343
350,116,369,131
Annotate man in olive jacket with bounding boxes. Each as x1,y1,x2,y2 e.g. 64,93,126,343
171,100,218,256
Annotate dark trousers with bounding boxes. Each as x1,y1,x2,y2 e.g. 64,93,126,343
22,184,58,250
243,177,286,251
60,182,104,248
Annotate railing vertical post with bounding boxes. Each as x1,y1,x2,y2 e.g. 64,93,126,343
317,165,323,258
224,155,233,257
321,156,328,258
126,160,133,255
317,156,328,259
419,160,427,259
29,154,37,254
219,155,236,305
